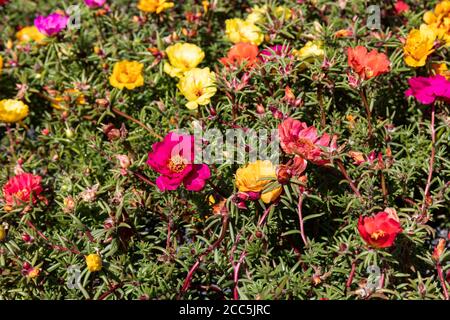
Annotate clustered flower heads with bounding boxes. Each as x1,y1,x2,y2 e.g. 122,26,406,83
1,0,450,301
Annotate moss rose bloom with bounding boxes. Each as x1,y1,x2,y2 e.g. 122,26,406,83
357,212,402,249
34,12,68,37
347,46,390,80
2,173,43,208
146,132,211,192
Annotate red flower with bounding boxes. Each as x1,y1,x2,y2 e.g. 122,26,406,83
347,46,390,80
2,173,43,208
394,1,409,15
278,117,336,165
357,212,402,249
219,43,259,69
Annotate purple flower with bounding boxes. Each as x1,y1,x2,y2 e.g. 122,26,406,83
405,75,450,105
34,13,69,37
84,0,106,8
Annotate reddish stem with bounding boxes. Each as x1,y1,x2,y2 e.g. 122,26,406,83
336,159,362,198
346,260,357,289
437,263,449,300
180,212,229,295
421,103,436,217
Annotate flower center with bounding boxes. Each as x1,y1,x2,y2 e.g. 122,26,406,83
297,137,316,155
194,88,204,97
168,155,187,173
370,230,386,240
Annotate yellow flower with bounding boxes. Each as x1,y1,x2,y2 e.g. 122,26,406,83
16,26,46,44
137,0,174,13
431,63,450,79
294,41,325,63
225,18,264,46
0,99,29,123
109,60,144,90
51,89,86,110
177,67,216,110
423,1,450,45
235,160,283,204
0,225,6,242
85,254,102,272
0,56,3,75
163,43,205,78
403,24,436,67
246,5,292,24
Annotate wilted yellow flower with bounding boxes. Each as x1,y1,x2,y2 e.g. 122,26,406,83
177,67,216,110
109,60,144,90
51,89,86,110
235,160,283,204
423,1,450,45
294,41,325,63
164,43,205,78
0,99,29,123
431,63,450,79
85,254,102,272
225,18,264,46
16,26,46,44
137,0,174,13
403,24,436,67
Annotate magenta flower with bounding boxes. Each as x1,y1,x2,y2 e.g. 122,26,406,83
405,75,450,105
84,0,106,8
34,12,69,37
147,132,211,192
278,117,336,165
259,45,293,62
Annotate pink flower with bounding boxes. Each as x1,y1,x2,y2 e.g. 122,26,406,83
394,1,409,15
84,0,106,8
2,173,43,208
146,132,211,192
405,75,450,105
278,118,336,165
34,12,69,37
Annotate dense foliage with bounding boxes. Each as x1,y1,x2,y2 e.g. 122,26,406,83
0,0,449,300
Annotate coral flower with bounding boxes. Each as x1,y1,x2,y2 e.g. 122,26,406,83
403,24,436,67
235,160,283,204
34,12,69,37
109,60,144,90
163,43,205,78
147,132,211,191
405,75,450,104
347,46,390,80
225,18,264,46
177,67,216,110
16,26,46,44
2,173,43,208
137,0,174,13
84,0,106,8
0,99,29,123
357,211,402,249
278,117,335,165
219,42,259,69
85,254,102,272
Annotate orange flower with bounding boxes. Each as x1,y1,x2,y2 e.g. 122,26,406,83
334,29,353,38
219,42,259,69
347,46,390,80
